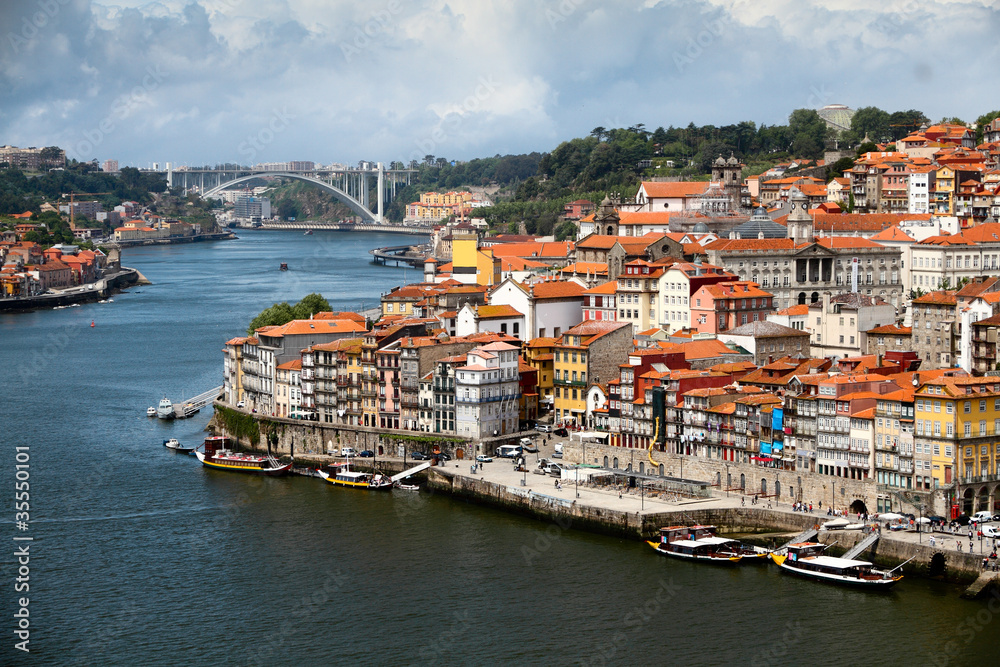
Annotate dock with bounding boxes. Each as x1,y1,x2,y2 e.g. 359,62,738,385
166,386,223,419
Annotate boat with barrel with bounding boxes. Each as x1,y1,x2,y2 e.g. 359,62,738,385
646,525,768,564
317,466,393,490
769,542,903,588
194,436,292,476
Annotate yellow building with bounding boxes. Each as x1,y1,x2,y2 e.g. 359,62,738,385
451,229,501,286
405,191,474,221
552,321,633,425
914,376,1000,502
524,336,559,411
933,166,955,215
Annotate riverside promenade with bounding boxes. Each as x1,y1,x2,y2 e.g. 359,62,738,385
417,449,995,591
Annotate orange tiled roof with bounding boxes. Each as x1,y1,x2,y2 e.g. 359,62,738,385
640,181,710,198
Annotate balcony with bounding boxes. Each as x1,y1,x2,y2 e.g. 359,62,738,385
301,368,314,381
959,473,1000,485
301,356,314,367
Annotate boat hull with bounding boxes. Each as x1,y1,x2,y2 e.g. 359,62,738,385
195,451,291,476
646,541,743,564
769,554,901,588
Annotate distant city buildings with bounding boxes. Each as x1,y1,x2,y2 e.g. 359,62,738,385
102,160,119,173
0,145,66,171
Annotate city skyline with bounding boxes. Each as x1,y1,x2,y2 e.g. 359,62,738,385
1,0,998,167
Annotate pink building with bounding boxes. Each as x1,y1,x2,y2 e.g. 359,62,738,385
582,280,618,322
377,347,401,430
691,281,775,334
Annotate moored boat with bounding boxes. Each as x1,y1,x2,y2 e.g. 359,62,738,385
646,525,749,564
156,397,175,419
163,438,195,453
395,483,420,491
146,406,157,417
194,436,291,475
318,468,394,490
769,542,902,588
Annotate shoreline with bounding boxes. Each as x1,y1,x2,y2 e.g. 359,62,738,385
0,267,143,312
113,231,237,247
230,441,999,595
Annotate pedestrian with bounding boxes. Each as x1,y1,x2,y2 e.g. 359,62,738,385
809,503,813,512
741,496,745,507
930,536,936,547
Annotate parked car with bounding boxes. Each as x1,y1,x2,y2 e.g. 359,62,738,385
236,401,245,408
554,427,568,437
476,455,493,463
971,511,994,524
535,424,552,433
410,452,429,460
983,525,1000,538
436,452,451,461
358,450,374,458
521,444,538,453
340,447,357,458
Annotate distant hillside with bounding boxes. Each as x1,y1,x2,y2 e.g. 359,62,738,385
265,180,354,222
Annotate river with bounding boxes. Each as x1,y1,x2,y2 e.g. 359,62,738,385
0,230,996,666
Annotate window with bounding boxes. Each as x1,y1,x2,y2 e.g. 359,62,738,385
980,400,987,412
964,401,971,413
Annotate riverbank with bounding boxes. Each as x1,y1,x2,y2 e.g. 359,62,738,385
0,266,142,312
114,231,237,247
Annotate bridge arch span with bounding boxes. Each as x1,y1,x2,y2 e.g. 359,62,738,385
201,172,377,223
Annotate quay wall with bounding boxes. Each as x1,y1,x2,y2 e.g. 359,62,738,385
426,468,987,584
0,268,139,312
563,441,944,516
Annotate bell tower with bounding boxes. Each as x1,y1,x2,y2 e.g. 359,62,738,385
595,195,619,236
786,190,813,244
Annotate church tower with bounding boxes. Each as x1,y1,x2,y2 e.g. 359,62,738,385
595,195,620,236
786,190,814,244
711,153,745,210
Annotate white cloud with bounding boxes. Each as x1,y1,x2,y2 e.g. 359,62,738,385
0,0,997,166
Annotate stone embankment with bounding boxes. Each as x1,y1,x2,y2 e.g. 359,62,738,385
0,267,141,312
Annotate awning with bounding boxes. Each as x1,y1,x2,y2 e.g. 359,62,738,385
751,456,776,462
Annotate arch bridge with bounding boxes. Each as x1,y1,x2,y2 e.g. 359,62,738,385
162,164,416,224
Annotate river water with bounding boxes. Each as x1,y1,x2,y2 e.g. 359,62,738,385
0,230,997,666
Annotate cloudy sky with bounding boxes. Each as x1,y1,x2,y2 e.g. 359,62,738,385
1,0,998,168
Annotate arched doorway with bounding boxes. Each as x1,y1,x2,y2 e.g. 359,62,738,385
775,480,781,498
716,472,721,487
963,488,974,516
810,292,819,303
849,499,868,515
929,552,946,577
659,464,664,476
613,457,619,469
740,473,746,491
760,478,767,495
797,292,807,305
378,444,384,456
639,462,645,475
455,448,464,460
603,455,609,468
978,486,989,512
727,472,732,489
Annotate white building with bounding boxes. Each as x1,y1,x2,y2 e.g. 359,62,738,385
908,168,936,214
488,277,586,340
454,342,521,440
418,371,434,432
809,292,896,359
455,303,525,339
655,260,733,333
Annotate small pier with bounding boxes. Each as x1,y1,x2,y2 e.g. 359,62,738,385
168,386,223,419
370,244,431,267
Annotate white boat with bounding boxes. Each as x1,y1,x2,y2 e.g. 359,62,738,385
844,523,867,531
163,438,195,453
395,483,420,491
156,397,175,419
820,518,851,530
770,542,902,588
146,406,157,417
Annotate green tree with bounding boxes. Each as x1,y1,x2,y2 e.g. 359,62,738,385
247,302,296,335
887,109,929,140
788,109,828,159
850,106,891,143
292,293,331,319
974,110,1000,144
828,156,855,180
